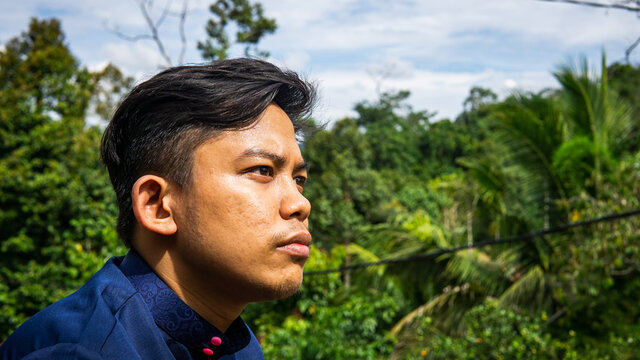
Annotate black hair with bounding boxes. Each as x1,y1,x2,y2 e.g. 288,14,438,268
101,58,316,246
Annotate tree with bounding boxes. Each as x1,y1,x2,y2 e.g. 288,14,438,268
354,91,434,175
198,0,277,61
0,18,123,340
418,119,472,177
455,86,497,134
90,63,135,122
606,62,640,153
106,0,276,66
554,56,633,195
482,90,567,229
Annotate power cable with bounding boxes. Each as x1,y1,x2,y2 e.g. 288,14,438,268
304,208,640,276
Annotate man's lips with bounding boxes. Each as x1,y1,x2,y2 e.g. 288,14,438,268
276,232,312,258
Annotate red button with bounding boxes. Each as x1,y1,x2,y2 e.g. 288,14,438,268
211,336,222,346
202,348,214,356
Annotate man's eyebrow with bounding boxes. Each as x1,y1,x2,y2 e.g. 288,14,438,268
239,148,308,172
294,161,309,173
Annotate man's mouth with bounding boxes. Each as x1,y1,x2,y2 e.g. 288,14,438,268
276,232,312,258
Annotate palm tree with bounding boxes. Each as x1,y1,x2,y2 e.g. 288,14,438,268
553,55,633,197
389,56,632,354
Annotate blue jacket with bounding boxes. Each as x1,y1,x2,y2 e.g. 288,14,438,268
0,251,264,360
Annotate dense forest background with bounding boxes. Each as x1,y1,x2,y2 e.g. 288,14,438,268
2,8,640,359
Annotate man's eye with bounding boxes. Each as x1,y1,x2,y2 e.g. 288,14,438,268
250,166,274,177
294,176,307,187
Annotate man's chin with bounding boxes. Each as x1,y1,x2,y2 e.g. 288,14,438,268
253,277,303,302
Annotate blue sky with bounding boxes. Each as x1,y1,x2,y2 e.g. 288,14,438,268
1,0,638,122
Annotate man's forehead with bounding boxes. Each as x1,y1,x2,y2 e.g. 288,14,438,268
194,106,303,163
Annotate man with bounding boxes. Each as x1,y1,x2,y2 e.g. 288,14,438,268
1,58,316,359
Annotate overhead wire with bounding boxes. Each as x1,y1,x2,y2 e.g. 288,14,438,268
303,208,640,276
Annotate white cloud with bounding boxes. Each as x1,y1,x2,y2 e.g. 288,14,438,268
261,0,637,67
1,0,637,124
314,65,556,123
312,69,372,123
87,60,109,73
100,41,168,77
280,51,312,72
504,78,518,89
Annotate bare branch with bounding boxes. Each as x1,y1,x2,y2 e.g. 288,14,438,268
104,22,154,41
538,0,640,60
177,0,188,65
104,0,191,66
366,63,398,97
155,0,172,29
546,308,567,325
626,35,640,63
138,0,172,66
537,0,640,11
611,267,636,276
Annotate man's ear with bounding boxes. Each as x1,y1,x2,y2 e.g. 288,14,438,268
131,175,178,236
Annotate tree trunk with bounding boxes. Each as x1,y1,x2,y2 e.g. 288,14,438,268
544,190,550,229
466,206,473,253
344,249,351,289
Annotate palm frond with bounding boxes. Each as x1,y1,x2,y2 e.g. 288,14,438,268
486,94,567,205
389,284,473,338
346,243,385,277
457,157,507,215
446,250,509,296
554,58,598,140
553,54,633,194
498,265,546,311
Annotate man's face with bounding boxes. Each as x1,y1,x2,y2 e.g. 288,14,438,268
171,104,311,304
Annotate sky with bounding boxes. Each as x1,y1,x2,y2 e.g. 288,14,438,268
1,0,638,122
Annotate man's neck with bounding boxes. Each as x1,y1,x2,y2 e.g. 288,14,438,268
134,244,246,332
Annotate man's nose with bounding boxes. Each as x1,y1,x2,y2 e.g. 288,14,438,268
279,179,311,221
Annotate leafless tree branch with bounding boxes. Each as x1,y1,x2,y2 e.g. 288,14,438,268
138,0,172,66
104,0,191,67
611,267,636,276
546,308,567,325
155,0,172,29
177,0,188,65
538,0,640,62
537,0,640,12
105,23,155,42
367,63,398,97
626,35,640,62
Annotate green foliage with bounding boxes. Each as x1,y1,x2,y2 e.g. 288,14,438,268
482,91,567,227
0,18,124,340
396,300,564,359
554,56,632,195
90,63,134,122
399,297,640,359
456,86,498,128
198,0,277,61
246,246,398,359
354,91,433,174
551,135,617,196
301,58,640,359
548,158,640,356
419,119,473,177
303,117,394,247
607,62,640,154
394,185,443,217
261,291,397,359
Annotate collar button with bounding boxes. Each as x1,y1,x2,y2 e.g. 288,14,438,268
211,336,222,346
